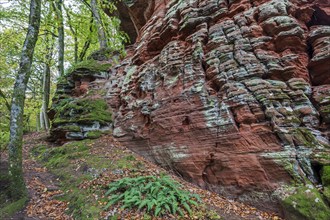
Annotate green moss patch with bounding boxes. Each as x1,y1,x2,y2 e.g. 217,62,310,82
60,125,81,132
53,98,112,126
0,173,28,218
324,187,330,203
0,196,28,218
293,128,320,148
32,141,91,169
85,130,103,139
31,139,138,219
280,185,330,220
66,59,111,75
321,166,330,186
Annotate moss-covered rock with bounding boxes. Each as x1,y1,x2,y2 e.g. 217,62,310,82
87,48,122,62
321,166,330,186
53,98,112,125
66,59,111,76
85,130,103,139
324,187,330,203
280,184,330,220
321,166,330,203
60,125,81,132
49,98,112,142
293,128,321,148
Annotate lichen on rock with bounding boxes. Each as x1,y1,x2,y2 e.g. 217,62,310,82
49,57,114,142
278,183,330,220
48,0,330,217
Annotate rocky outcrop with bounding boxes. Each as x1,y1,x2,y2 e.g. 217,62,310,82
50,0,330,217
106,0,330,213
49,59,113,142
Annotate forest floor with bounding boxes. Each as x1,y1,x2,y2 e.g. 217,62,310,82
1,132,282,220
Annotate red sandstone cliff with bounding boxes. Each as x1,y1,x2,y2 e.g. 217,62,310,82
50,0,330,217
106,0,330,213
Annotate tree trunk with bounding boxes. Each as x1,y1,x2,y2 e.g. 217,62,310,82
54,0,64,76
40,33,52,131
91,0,107,49
8,0,41,200
41,62,50,130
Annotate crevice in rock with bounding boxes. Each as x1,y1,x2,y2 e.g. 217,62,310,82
311,161,323,184
201,60,207,73
182,116,190,126
202,152,217,184
307,7,330,27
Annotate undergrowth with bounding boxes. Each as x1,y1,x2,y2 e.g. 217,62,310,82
105,175,201,217
31,138,222,219
31,140,137,219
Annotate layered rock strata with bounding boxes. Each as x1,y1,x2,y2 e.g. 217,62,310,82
50,0,330,217
49,60,113,142
107,0,330,214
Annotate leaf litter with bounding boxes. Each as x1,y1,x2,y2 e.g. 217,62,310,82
6,132,282,220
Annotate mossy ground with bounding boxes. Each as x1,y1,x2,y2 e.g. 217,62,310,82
0,196,28,218
3,133,281,219
0,172,27,218
30,136,225,220
31,138,152,219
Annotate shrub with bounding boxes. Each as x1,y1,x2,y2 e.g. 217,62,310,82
105,175,201,217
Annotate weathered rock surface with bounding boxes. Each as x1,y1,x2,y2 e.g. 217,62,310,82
49,60,113,142
50,0,330,217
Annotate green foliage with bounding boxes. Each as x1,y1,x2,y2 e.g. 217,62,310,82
0,0,127,136
0,130,9,155
64,0,128,64
324,187,330,203
105,175,201,217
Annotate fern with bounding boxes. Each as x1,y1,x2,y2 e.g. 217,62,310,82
104,175,201,217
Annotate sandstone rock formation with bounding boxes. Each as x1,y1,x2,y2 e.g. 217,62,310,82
49,59,113,142
50,0,330,217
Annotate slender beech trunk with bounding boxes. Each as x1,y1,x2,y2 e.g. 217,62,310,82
40,33,52,131
91,0,107,49
54,0,64,76
40,61,51,130
8,0,41,200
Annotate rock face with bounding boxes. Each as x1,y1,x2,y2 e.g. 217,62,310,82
49,59,113,142
50,0,330,216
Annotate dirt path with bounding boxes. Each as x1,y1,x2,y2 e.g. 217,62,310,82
6,132,70,220
4,132,281,220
